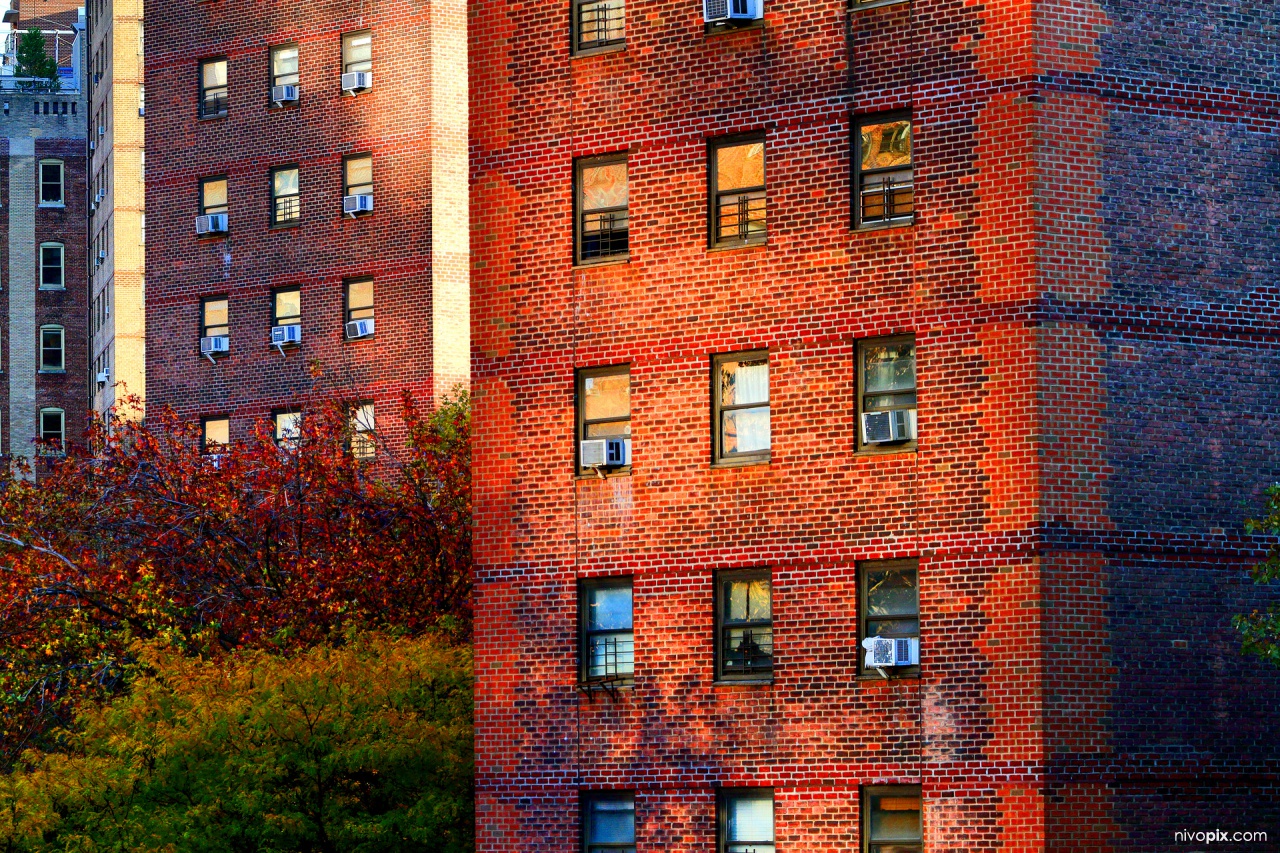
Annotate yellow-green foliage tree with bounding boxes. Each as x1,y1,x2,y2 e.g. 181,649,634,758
1238,484,1280,666
0,633,473,852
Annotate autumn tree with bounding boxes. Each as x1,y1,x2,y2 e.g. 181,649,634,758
0,390,471,766
1237,484,1280,666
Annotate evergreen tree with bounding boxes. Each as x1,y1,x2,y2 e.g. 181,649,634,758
14,28,59,89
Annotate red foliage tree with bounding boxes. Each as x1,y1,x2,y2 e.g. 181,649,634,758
0,390,470,766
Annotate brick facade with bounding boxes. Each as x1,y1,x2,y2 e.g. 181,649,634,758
144,0,468,444
470,0,1280,849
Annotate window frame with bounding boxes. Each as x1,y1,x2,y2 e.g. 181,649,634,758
38,407,65,455
852,110,914,230
343,154,374,198
272,408,303,448
855,334,917,453
201,416,230,453
270,165,301,227
580,791,636,853
571,0,626,56
201,295,229,340
38,242,65,290
861,784,923,853
199,176,229,216
575,364,631,476
349,400,376,460
342,30,373,74
344,277,375,326
708,134,767,248
198,57,229,119
715,569,773,682
578,576,634,686
38,159,64,206
573,154,630,266
272,286,301,328
717,788,775,853
857,558,920,678
38,325,65,373
710,350,771,467
269,43,300,90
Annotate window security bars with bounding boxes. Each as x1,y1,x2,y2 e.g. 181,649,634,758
575,0,625,51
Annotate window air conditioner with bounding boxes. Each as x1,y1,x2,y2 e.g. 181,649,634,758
340,71,372,94
703,0,761,23
861,636,919,670
89,139,96,150
199,335,230,357
97,125,105,137
343,193,374,216
861,408,916,445
580,437,630,468
271,324,302,347
96,368,110,385
195,213,228,235
98,249,107,261
270,84,300,105
345,318,375,339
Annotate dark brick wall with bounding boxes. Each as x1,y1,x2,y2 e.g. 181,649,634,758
145,0,441,444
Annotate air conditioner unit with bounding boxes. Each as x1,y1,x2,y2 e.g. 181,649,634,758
95,368,110,384
345,318,375,339
94,189,103,203
340,71,372,94
97,125,105,137
343,194,374,216
98,249,107,261
89,139,96,150
199,335,230,357
861,408,916,445
271,324,302,347
703,0,761,23
580,437,630,469
270,84,300,105
195,213,228,235
862,636,919,670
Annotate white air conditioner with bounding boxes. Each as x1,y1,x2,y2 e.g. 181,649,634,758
270,84,300,105
89,139,96,151
861,408,916,445
94,189,103,203
580,437,630,468
340,71,372,94
97,125,105,137
343,193,374,216
98,249,107,261
862,636,919,670
195,213,228,235
345,318,375,339
96,368,110,385
703,0,761,23
271,324,302,346
199,334,230,357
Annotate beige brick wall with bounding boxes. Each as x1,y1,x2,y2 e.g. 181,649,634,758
7,138,37,463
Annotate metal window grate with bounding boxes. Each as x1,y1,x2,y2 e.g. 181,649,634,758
722,628,773,676
860,175,913,224
274,195,300,225
576,0,625,50
201,89,228,118
581,209,629,260
586,634,634,680
717,190,766,243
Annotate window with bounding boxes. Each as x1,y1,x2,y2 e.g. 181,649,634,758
576,365,630,473
581,793,635,853
201,297,229,339
575,156,628,264
202,416,229,452
273,287,301,328
39,326,64,372
344,154,373,197
345,278,374,326
39,243,64,289
856,336,916,450
711,351,769,465
858,560,919,677
718,790,774,853
200,177,228,216
199,58,228,117
342,31,372,73
350,401,375,460
710,137,766,246
39,408,65,455
716,571,772,680
579,578,633,683
273,410,302,447
270,44,299,89
854,113,913,228
271,166,300,226
863,786,922,853
39,160,64,205
572,0,624,53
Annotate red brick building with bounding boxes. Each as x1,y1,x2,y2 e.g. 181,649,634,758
144,0,468,448
470,0,1280,847
0,5,87,469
